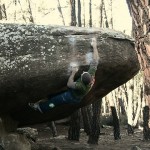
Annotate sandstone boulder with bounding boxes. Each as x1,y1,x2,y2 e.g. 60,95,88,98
0,24,140,126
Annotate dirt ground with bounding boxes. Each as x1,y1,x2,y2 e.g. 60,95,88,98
30,123,150,150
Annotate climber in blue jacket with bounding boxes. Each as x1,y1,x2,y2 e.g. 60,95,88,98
28,38,99,113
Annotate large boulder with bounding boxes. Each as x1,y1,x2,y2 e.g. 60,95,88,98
0,23,140,127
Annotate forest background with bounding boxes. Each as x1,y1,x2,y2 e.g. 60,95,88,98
0,0,143,130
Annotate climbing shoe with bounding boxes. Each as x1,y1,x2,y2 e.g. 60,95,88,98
28,103,43,113
28,103,38,110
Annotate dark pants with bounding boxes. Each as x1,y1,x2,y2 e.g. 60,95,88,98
39,90,80,113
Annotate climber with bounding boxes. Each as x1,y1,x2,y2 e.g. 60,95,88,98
28,37,100,113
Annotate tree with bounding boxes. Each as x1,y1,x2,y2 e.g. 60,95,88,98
68,0,81,141
68,110,81,141
99,0,103,28
106,90,121,140
27,0,34,23
89,0,92,27
87,99,102,144
126,0,150,140
57,0,65,26
18,0,27,23
81,106,92,135
110,0,113,29
78,0,81,27
99,0,110,28
0,4,7,20
83,0,85,27
126,82,134,135
70,0,76,26
103,1,109,28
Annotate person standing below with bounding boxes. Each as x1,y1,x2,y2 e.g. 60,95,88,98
29,37,100,113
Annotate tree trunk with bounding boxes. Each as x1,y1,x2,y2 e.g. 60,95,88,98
81,106,92,135
70,0,76,26
126,0,150,140
118,98,126,115
88,99,102,144
133,79,143,127
110,0,113,29
143,106,150,140
89,0,92,27
68,109,81,141
13,1,16,21
2,4,7,20
27,0,34,23
18,0,27,23
103,1,109,28
68,110,81,141
111,106,121,140
57,0,65,26
127,81,134,135
68,0,81,140
99,0,103,28
78,0,81,27
0,4,7,20
108,91,121,140
0,5,2,20
83,0,85,27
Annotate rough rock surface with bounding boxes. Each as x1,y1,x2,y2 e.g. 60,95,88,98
17,127,38,142
1,133,31,150
0,23,140,127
